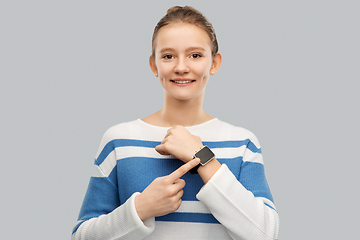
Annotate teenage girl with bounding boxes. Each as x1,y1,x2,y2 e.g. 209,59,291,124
72,6,280,240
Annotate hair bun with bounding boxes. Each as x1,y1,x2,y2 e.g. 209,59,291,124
166,6,199,14
166,6,183,14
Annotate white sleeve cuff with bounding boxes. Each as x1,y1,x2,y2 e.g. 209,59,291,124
73,192,155,240
196,164,248,201
123,192,155,238
196,164,280,240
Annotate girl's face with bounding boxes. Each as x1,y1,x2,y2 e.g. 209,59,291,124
150,22,221,102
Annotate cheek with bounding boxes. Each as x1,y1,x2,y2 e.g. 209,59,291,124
157,64,173,77
193,62,211,78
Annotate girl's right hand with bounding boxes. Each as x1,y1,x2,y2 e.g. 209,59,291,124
134,158,200,221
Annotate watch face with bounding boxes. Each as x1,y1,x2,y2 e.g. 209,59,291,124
195,146,215,165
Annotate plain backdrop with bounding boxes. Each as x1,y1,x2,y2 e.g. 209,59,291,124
1,0,359,239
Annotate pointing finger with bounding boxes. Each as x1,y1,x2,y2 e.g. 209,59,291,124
168,158,200,182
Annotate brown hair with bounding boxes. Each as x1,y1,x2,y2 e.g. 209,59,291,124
152,6,219,57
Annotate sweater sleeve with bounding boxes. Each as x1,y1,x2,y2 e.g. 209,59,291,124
196,133,280,240
71,129,155,240
72,191,155,240
197,165,279,240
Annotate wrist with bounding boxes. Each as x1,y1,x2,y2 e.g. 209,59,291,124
188,135,204,161
197,158,221,184
135,194,151,222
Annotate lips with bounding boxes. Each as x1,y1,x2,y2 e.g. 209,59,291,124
171,80,194,84
170,79,195,85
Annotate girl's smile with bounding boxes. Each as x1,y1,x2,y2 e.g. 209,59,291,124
170,78,196,86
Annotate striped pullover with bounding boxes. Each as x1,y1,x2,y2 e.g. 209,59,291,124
72,118,279,240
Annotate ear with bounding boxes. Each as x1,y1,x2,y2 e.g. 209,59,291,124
209,52,222,75
149,55,158,77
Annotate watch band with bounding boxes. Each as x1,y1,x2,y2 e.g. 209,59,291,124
189,162,200,174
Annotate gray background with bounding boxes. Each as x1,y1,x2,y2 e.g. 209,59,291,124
1,0,359,239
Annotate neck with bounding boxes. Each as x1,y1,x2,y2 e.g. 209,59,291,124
161,99,210,127
142,93,213,127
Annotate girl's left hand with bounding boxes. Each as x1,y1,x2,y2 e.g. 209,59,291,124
155,125,203,163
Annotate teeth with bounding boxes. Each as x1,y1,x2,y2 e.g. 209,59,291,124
174,80,192,83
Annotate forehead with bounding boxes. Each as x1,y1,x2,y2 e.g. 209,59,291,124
154,22,212,52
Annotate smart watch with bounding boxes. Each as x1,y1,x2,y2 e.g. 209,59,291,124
189,146,215,174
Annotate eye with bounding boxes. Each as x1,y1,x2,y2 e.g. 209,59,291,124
162,54,174,60
190,53,202,59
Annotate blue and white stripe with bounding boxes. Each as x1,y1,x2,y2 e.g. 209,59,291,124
73,119,279,239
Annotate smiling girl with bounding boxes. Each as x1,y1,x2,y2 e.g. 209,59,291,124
72,6,279,240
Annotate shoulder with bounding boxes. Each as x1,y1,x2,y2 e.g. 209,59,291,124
96,120,142,151
102,120,139,140
209,119,260,143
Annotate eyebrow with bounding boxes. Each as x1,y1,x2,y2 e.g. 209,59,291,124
186,47,206,52
159,48,175,54
159,46,206,53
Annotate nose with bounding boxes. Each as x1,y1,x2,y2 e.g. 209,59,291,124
174,57,189,74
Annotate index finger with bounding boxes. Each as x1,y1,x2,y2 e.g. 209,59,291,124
168,158,201,182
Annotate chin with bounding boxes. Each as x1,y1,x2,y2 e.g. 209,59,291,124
169,92,205,102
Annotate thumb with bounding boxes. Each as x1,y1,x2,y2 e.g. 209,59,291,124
155,144,170,155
